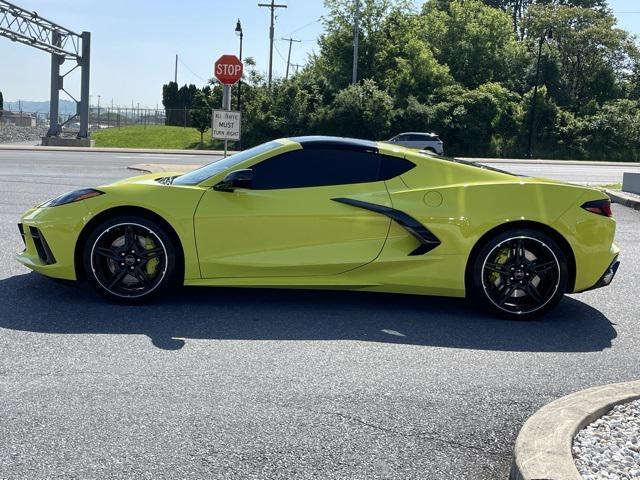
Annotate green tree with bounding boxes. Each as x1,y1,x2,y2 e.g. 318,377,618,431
527,4,637,110
162,82,178,109
582,100,640,161
190,91,212,147
163,0,640,161
421,0,528,89
312,0,413,92
318,79,394,139
162,82,200,126
375,10,454,104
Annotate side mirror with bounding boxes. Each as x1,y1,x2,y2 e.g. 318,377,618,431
214,169,253,192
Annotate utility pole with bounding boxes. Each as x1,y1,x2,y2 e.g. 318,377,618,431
352,0,360,84
282,37,301,80
258,0,287,88
175,54,178,84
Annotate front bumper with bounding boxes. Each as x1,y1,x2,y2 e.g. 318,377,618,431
15,202,90,281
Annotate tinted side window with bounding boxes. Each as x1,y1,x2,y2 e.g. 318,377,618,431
251,149,381,190
379,156,415,180
411,134,431,141
250,149,416,189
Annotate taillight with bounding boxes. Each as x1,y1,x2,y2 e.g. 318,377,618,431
581,199,613,218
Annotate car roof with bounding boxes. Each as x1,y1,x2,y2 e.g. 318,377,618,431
289,136,379,153
395,132,439,137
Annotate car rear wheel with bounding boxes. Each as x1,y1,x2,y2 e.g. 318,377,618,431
469,229,568,320
83,216,177,303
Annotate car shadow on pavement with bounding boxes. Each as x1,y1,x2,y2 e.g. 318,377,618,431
0,273,617,352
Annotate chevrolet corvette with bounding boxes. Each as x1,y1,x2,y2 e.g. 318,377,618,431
16,136,619,319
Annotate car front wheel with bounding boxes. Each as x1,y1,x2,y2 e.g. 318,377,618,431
469,229,568,320
83,216,177,303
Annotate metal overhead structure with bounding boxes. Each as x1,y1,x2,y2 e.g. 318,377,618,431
0,0,91,139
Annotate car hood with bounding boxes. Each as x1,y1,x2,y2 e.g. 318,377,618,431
106,171,186,187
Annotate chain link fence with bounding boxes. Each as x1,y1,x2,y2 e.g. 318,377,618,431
0,107,206,144
88,108,208,129
0,108,201,129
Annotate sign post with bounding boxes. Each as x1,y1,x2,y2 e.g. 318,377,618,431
213,55,243,157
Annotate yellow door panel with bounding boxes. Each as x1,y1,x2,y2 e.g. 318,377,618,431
194,182,392,278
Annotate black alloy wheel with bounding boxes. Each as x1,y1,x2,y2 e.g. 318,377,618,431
83,216,177,302
470,229,568,319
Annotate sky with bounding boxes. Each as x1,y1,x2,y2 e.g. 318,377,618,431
1,0,639,109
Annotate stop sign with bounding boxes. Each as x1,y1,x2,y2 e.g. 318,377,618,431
214,55,243,85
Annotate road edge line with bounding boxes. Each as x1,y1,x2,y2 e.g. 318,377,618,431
510,380,640,480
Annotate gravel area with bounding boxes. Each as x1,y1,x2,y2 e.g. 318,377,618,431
573,399,640,479
0,124,46,144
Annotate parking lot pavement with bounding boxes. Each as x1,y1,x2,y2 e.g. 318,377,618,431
0,153,639,479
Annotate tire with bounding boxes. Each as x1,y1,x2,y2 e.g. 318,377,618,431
423,147,437,154
468,228,568,320
82,215,178,303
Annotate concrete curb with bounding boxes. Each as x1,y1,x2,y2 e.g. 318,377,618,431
0,145,231,156
128,163,201,174
605,189,640,211
510,380,640,480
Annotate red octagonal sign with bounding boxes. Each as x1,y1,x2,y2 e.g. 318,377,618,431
215,55,243,85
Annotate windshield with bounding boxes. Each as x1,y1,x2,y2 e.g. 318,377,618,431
172,141,282,186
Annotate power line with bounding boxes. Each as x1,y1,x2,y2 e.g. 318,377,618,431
274,43,287,62
282,17,322,37
178,58,208,83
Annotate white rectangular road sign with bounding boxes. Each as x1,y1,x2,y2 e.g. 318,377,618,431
212,110,241,141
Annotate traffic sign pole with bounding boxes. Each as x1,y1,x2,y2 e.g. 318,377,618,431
222,85,232,158
213,54,244,158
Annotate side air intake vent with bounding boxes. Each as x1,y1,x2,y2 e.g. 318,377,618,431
28,226,56,265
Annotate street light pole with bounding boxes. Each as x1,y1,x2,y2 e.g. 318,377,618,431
352,0,360,84
527,28,553,159
235,19,243,112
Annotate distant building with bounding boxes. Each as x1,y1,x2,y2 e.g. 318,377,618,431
0,110,37,127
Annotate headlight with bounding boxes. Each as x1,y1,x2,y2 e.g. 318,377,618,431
42,188,105,207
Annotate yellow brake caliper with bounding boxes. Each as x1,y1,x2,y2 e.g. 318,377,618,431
143,237,160,278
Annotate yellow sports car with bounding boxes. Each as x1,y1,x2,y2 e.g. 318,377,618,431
16,136,619,319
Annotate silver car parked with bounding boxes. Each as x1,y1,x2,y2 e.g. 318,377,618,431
387,132,444,155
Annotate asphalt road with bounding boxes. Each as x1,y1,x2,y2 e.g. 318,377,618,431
0,150,639,479
3,148,640,184
478,160,640,185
